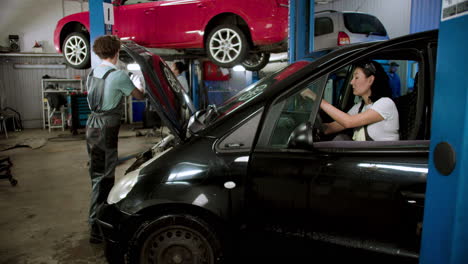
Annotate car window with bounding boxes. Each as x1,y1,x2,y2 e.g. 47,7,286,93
315,17,334,36
323,65,352,107
343,13,387,36
122,0,154,5
214,61,311,120
266,77,327,148
320,59,424,142
217,109,263,152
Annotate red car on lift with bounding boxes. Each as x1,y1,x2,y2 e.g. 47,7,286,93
53,0,289,71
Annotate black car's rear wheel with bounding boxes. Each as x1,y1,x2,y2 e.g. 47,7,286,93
62,32,90,69
127,214,223,264
206,24,248,68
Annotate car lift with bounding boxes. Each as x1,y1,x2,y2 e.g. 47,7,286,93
416,1,468,263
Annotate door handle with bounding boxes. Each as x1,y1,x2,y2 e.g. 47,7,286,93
197,3,206,8
144,8,155,14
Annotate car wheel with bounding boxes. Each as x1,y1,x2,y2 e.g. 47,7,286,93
126,214,223,264
241,52,270,71
206,24,248,68
62,32,90,69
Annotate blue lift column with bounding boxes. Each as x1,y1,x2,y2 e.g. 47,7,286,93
89,0,112,67
288,0,314,63
420,2,468,264
190,60,200,110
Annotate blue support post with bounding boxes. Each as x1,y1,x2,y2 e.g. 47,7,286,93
89,0,112,67
410,0,441,33
420,2,468,264
191,60,199,110
288,0,314,63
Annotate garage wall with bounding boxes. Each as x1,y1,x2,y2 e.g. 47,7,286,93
0,55,89,128
0,0,88,53
315,0,412,38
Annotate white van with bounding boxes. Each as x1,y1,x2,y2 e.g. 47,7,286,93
314,10,389,50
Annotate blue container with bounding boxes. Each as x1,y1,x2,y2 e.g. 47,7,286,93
132,101,145,122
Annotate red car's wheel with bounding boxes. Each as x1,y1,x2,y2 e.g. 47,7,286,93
62,32,90,69
241,52,270,71
206,24,248,68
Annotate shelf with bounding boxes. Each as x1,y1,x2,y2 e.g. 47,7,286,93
42,79,84,131
44,90,80,93
0,53,62,57
43,79,82,82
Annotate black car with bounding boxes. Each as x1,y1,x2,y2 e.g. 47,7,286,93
97,30,437,263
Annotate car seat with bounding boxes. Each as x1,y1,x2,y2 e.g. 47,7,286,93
394,73,419,140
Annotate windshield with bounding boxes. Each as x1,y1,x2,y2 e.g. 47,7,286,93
214,61,311,119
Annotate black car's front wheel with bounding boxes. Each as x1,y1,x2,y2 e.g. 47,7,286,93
62,32,90,69
126,214,223,264
206,24,248,68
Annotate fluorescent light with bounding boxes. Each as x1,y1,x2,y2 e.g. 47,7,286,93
127,63,140,71
233,65,245,72
14,64,66,69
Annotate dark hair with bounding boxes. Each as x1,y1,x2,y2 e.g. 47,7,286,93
174,61,188,73
354,60,391,103
93,35,121,59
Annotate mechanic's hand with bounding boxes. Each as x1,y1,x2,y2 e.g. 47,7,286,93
130,74,144,90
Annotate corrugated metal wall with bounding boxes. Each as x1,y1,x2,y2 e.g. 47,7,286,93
0,55,89,128
315,0,412,38
410,0,440,33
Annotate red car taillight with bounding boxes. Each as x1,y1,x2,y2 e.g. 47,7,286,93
276,0,289,7
338,31,351,46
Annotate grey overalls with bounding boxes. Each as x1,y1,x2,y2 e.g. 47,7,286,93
85,68,123,234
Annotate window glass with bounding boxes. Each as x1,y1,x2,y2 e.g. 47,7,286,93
218,109,263,152
122,0,154,5
343,13,387,36
315,17,334,36
268,77,326,148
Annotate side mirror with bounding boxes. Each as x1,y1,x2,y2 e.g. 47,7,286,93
287,122,314,150
187,109,207,135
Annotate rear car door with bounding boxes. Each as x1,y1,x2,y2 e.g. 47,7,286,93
152,0,212,47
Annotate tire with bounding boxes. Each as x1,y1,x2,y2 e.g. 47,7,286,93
62,32,91,69
241,52,270,71
126,214,223,264
206,24,248,68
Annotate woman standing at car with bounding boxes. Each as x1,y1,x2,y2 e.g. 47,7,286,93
302,60,399,141
171,61,190,94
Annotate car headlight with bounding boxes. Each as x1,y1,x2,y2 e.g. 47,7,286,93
107,147,174,204
107,169,140,204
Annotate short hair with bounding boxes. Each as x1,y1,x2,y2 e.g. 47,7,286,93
93,35,121,59
354,60,391,102
174,61,188,73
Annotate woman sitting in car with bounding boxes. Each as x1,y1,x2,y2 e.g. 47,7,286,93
302,60,399,141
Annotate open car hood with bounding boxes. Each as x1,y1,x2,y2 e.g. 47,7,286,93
120,41,195,142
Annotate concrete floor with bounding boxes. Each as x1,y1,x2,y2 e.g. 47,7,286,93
0,125,163,264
